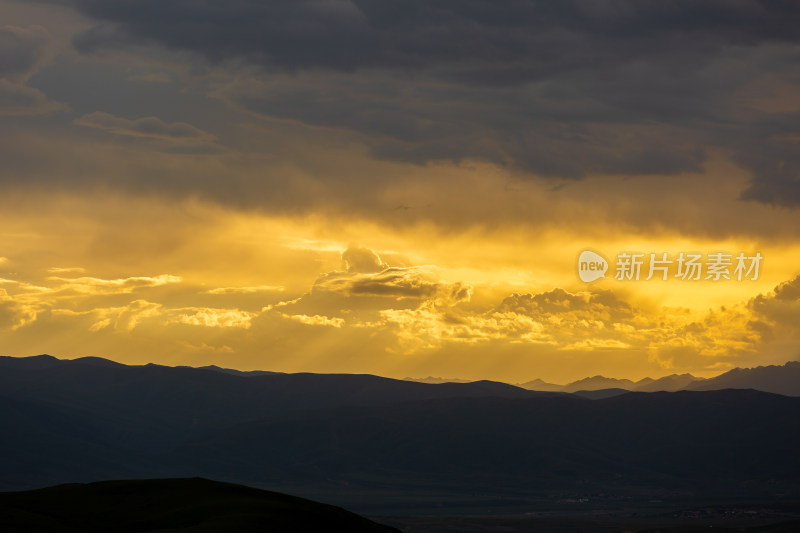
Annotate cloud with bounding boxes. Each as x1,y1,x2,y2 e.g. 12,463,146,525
74,112,219,152
178,341,234,353
51,1,800,203
272,245,666,355
126,71,172,83
0,288,37,330
377,287,644,353
53,299,164,332
773,275,800,301
0,25,54,81
267,246,712,360
2,221,799,377
49,301,256,332
65,1,800,72
47,266,86,274
350,274,793,370
313,266,471,306
749,275,800,335
282,313,345,328
304,246,468,305
48,300,255,332
342,243,387,273
379,301,555,353
0,25,67,116
0,271,183,333
0,78,68,116
264,245,473,345
169,307,254,328
204,285,284,295
88,317,111,332
46,274,182,295
74,112,214,142
496,289,637,325
107,299,163,331
646,275,800,369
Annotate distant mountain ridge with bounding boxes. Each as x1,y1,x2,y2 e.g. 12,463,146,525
522,363,798,396
407,361,800,396
636,373,700,392
686,361,800,397
190,365,283,377
529,364,800,396
403,376,471,384
7,354,800,396
516,377,563,391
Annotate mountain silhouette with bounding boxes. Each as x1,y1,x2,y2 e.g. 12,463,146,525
170,389,799,490
2,354,800,512
635,373,703,392
403,376,471,384
687,361,800,396
571,387,630,399
0,354,553,490
0,478,398,532
190,365,283,377
515,362,800,395
516,377,563,391
560,375,640,392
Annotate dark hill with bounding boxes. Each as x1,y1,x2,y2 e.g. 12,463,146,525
172,389,800,491
0,355,552,454
0,478,398,532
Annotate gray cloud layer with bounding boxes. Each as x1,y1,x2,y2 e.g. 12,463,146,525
66,1,800,71
22,1,800,205
0,24,67,115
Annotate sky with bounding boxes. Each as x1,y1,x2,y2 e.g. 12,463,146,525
1,0,800,383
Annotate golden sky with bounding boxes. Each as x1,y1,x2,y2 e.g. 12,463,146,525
1,0,800,383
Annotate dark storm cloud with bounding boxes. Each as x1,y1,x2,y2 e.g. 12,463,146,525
0,24,67,115
736,116,800,207
0,78,65,115
64,0,800,72
0,24,51,80
44,1,800,203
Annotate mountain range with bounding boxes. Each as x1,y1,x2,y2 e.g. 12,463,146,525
522,373,705,393
509,363,799,396
190,358,800,396
1,354,800,514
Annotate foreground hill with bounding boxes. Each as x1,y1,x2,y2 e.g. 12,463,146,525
0,478,398,533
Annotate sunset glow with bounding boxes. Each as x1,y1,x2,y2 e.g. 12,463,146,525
2,0,800,384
